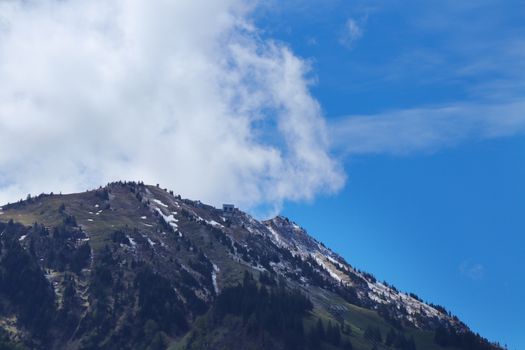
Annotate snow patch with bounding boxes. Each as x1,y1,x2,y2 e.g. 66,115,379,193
207,219,223,228
127,235,137,248
152,199,168,208
366,280,443,321
326,256,346,271
314,255,342,282
212,263,220,294
267,225,287,248
155,208,178,229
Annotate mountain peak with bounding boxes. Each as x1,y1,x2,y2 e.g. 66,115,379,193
0,181,502,350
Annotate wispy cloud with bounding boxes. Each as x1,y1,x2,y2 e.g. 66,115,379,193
459,260,486,281
329,101,525,155
340,17,363,48
328,0,525,157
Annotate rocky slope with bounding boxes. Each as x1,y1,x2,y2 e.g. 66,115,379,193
0,182,501,350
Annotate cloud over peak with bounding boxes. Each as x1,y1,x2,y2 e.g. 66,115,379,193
0,0,344,214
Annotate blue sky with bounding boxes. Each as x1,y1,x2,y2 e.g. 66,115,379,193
252,1,525,348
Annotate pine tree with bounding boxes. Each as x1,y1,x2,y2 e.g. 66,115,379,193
364,325,382,344
407,336,416,350
342,340,353,350
334,324,341,345
307,326,321,349
386,328,397,346
316,319,325,341
327,320,334,343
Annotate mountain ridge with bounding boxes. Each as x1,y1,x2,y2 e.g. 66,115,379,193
0,181,502,350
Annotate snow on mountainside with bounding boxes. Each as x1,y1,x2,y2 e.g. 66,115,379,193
260,216,455,329
138,186,461,331
0,181,496,350
80,184,454,331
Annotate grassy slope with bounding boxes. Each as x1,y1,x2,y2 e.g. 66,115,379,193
0,187,466,350
306,287,462,350
0,188,154,252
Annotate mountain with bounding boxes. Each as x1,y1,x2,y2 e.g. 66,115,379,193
0,182,501,350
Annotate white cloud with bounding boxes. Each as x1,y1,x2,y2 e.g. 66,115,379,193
0,0,344,214
329,101,525,155
340,18,363,48
459,260,485,281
